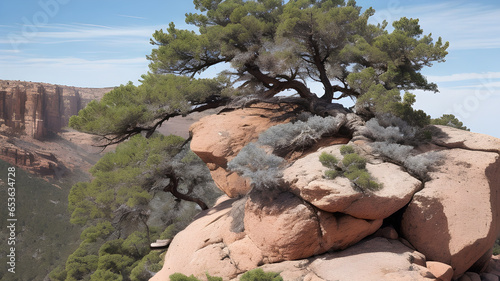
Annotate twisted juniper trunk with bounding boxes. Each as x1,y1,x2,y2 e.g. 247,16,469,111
163,171,209,210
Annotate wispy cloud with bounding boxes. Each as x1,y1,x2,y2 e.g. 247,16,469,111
427,72,500,83
0,23,159,46
0,49,21,53
373,1,500,50
10,56,146,66
118,15,147,20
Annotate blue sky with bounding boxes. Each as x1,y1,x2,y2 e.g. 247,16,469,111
0,0,499,138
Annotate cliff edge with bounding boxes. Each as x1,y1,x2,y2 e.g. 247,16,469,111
151,103,500,281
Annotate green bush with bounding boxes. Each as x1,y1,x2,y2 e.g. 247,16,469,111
169,273,222,281
324,169,341,179
240,268,283,281
344,167,381,191
319,152,338,169
339,145,355,155
168,269,282,281
342,153,366,170
320,149,381,191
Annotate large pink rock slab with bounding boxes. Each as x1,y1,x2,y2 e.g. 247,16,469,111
150,197,263,280
249,237,435,281
283,144,422,220
401,147,500,278
244,192,382,262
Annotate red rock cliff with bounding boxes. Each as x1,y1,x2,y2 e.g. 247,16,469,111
0,80,112,139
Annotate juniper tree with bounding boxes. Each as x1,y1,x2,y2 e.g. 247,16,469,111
70,0,448,145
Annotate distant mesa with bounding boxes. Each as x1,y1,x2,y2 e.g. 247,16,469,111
0,80,112,179
0,80,113,140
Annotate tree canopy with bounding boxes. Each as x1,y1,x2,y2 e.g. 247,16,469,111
69,0,449,146
150,0,448,103
53,134,221,281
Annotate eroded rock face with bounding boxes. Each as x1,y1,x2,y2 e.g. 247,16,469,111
152,193,382,280
241,237,435,281
154,108,500,281
401,126,500,278
0,80,111,139
244,192,382,262
190,103,297,197
150,196,261,280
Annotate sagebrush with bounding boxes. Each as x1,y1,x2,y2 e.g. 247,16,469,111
227,142,285,190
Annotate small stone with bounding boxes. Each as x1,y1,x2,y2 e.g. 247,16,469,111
426,261,453,281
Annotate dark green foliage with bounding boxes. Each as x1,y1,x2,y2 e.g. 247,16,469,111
129,251,163,281
342,153,367,170
344,167,381,191
320,147,381,191
68,134,185,226
48,265,68,281
431,114,470,131
339,145,355,155
319,152,339,169
494,239,500,255
169,273,202,281
168,269,282,281
69,74,229,145
65,242,99,281
324,169,341,180
356,89,431,127
240,268,283,281
80,221,115,243
149,1,447,107
57,134,222,280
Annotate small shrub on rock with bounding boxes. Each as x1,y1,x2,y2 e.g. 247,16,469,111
370,141,441,180
342,153,367,170
320,146,381,191
364,118,442,180
240,268,283,281
258,115,343,153
339,144,356,155
319,152,338,169
169,273,222,281
227,143,285,190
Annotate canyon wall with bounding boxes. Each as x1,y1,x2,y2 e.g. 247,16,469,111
0,80,112,178
0,80,112,139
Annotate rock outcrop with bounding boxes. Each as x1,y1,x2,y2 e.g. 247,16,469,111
0,80,112,178
190,103,298,197
402,126,500,278
0,80,112,139
152,105,500,281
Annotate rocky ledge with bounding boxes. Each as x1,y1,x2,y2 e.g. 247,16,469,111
151,103,500,281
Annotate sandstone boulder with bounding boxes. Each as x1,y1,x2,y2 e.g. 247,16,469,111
426,261,454,281
152,191,382,280
244,192,382,262
401,131,500,278
150,196,262,280
283,144,422,220
244,237,435,281
432,125,500,153
190,103,296,197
